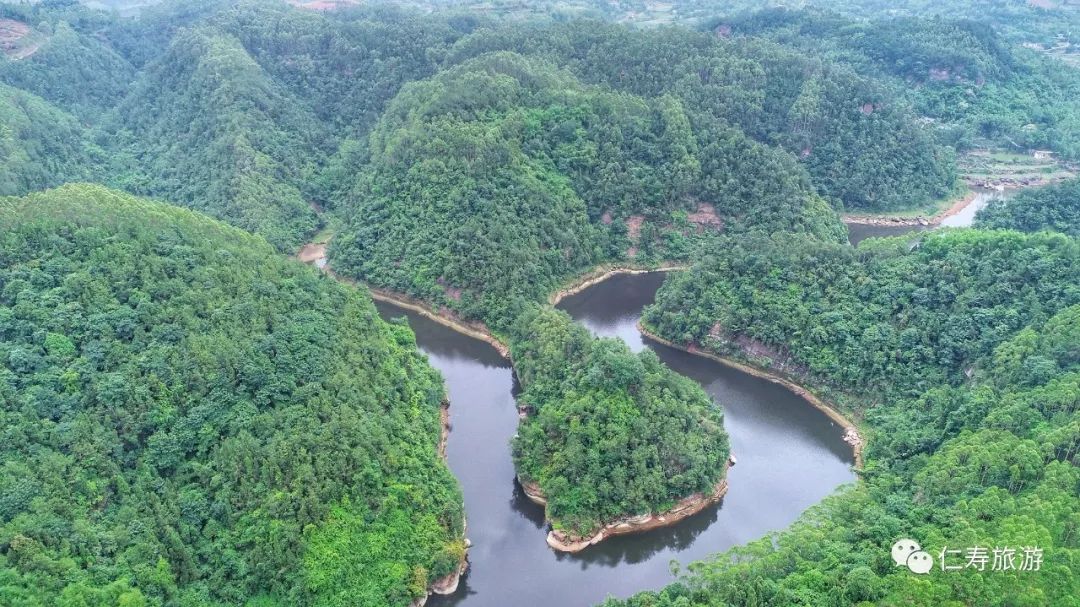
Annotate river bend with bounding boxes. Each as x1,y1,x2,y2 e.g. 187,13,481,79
375,272,856,607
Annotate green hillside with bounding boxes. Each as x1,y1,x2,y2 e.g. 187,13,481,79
445,20,958,211
725,9,1080,160
105,26,326,251
622,229,1080,606
0,184,464,606
0,82,97,196
330,51,844,328
978,176,1080,236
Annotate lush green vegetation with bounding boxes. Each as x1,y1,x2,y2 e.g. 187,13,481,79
727,0,1080,48
645,230,1080,399
1,1,477,251
618,229,1080,606
0,4,135,119
3,1,1080,604
101,2,480,251
0,0,959,254
723,9,1080,160
978,177,1080,236
509,306,729,536
105,24,328,251
0,82,97,196
0,184,464,606
330,50,744,536
444,20,957,211
330,49,845,328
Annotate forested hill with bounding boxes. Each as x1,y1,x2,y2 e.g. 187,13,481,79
622,230,1080,605
0,82,98,196
977,176,1080,236
723,9,1080,159
645,230,1080,400
331,51,738,536
105,24,328,251
1,1,478,251
0,0,957,256
0,184,465,606
611,306,1080,606
330,50,845,328
0,16,134,119
444,20,957,211
100,2,477,252
509,306,730,537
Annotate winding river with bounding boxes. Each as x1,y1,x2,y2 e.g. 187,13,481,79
846,188,1009,245
374,272,856,607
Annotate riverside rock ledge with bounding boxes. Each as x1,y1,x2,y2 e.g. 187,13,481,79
520,463,731,553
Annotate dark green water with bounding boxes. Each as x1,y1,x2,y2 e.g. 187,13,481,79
375,272,856,607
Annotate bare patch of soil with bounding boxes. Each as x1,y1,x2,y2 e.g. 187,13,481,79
0,19,40,60
297,242,327,264
687,203,723,230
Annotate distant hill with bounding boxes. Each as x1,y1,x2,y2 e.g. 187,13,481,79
0,82,97,195
104,25,326,251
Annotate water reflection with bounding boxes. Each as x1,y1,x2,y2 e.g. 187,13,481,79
376,273,855,607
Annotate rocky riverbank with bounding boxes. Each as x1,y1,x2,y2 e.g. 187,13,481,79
409,538,470,607
638,322,864,469
366,288,511,359
841,190,978,228
518,472,731,553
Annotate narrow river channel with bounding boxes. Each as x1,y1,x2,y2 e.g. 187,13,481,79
846,188,1009,245
374,272,856,607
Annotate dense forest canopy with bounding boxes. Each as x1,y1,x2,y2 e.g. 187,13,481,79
645,230,1080,399
1,1,1079,606
0,15,134,119
330,49,849,327
444,19,958,211
2,0,481,251
722,8,1080,159
509,306,729,536
621,230,1080,606
0,0,964,257
0,82,97,196
105,23,329,251
977,176,1080,236
0,184,464,606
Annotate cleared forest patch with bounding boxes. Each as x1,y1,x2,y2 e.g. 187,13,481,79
0,19,43,60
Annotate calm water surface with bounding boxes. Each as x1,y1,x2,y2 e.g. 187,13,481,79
375,272,855,607
846,189,1009,245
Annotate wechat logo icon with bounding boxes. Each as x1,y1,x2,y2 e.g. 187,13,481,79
892,538,933,574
